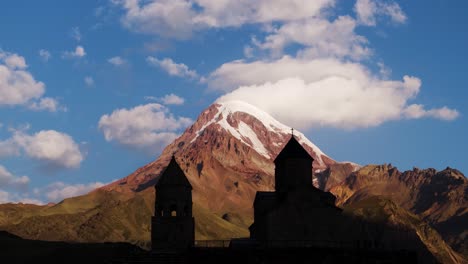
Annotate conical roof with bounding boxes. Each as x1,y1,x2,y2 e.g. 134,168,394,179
156,156,192,188
274,136,313,163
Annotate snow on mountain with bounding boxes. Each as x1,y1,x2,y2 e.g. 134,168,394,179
190,100,330,167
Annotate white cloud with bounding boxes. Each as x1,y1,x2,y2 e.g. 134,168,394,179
382,2,407,24
84,76,94,87
0,130,84,170
146,56,199,79
63,46,86,58
254,16,370,60
115,1,457,130
214,57,459,129
143,96,158,101
209,56,369,92
39,49,51,62
13,130,83,169
98,103,192,152
108,56,126,66
145,93,185,105
403,104,459,121
0,51,46,106
3,53,27,69
355,0,406,26
70,27,82,41
354,0,377,26
28,97,66,112
0,165,29,190
42,181,106,202
116,0,334,39
159,94,185,105
244,45,254,58
377,61,391,78
0,136,20,157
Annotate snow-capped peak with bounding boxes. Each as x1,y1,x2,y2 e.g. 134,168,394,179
190,100,329,166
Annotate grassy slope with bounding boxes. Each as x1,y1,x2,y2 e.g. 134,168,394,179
0,188,249,250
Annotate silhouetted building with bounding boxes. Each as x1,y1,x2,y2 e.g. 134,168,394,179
146,137,420,263
250,135,349,244
151,156,194,252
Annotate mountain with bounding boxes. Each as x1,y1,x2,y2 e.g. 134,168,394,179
331,164,468,258
0,101,466,263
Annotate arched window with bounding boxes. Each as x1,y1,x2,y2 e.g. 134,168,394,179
170,204,177,217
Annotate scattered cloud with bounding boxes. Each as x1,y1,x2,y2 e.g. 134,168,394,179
3,53,27,69
0,165,29,190
354,0,407,26
253,16,371,60
0,137,20,157
146,56,199,80
70,26,82,41
244,45,254,58
84,76,95,87
98,103,192,153
108,56,126,66
38,49,51,62
28,97,66,112
41,181,106,202
159,94,185,105
63,45,86,58
377,61,391,78
0,179,109,204
403,104,459,121
143,96,158,101
0,50,57,111
115,0,334,39
0,189,43,205
145,94,185,105
0,129,84,170
112,0,457,132
214,57,459,129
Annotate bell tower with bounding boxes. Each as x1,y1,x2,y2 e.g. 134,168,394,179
151,156,194,252
273,135,314,192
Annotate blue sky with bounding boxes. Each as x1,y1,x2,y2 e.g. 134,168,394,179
0,0,466,204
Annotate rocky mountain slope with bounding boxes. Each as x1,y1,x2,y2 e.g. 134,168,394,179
331,164,468,257
0,100,466,263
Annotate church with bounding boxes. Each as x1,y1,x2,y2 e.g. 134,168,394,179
149,134,418,263
249,135,346,244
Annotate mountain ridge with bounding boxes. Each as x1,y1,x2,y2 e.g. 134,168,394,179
0,100,466,263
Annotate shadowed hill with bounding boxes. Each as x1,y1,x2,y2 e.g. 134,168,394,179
0,230,143,264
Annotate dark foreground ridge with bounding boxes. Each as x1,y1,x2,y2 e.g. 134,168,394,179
0,230,144,264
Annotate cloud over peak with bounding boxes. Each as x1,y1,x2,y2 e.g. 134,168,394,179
215,58,458,129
